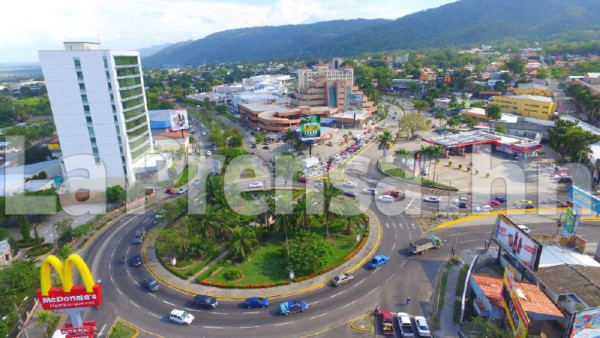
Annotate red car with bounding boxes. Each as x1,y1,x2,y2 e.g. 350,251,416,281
565,200,574,207
165,187,177,195
298,176,309,183
484,199,501,207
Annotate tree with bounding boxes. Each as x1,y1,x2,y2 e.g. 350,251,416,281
321,182,341,239
287,230,332,276
485,104,502,120
505,58,527,74
377,129,394,157
464,317,513,338
412,100,428,114
36,310,59,337
24,146,53,164
398,112,429,139
228,227,259,262
55,218,74,246
495,125,508,134
331,200,364,235
106,185,126,205
275,154,301,188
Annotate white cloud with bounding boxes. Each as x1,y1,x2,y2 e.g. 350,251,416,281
0,0,456,63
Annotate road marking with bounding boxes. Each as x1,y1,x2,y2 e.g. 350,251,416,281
149,293,156,298
407,197,415,209
127,270,131,277
310,300,320,305
366,288,377,296
385,272,397,283
129,300,140,308
149,312,161,319
412,223,415,230
309,313,327,320
392,243,396,251
409,232,412,240
274,322,291,326
204,326,224,329
110,275,114,284
399,223,403,229
330,290,345,298
242,311,259,315
162,300,175,306
98,324,107,337
239,326,259,329
339,300,357,310
355,279,364,286
394,232,397,240
117,289,123,296
211,312,229,315
460,239,477,244
386,223,389,228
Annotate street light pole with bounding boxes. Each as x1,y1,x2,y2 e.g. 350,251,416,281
14,297,30,338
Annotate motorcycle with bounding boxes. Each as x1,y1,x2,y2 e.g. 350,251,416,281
120,256,126,264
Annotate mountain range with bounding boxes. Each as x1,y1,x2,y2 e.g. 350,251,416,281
143,0,600,67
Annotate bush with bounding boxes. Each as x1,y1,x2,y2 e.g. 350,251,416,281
72,223,93,238
17,237,44,248
26,243,54,257
458,164,463,170
224,269,243,281
448,161,452,166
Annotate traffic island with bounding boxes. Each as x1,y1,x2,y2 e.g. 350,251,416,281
108,319,138,338
349,312,374,333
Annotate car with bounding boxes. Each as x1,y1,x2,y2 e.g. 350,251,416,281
516,224,531,234
169,309,195,325
314,182,324,188
514,200,533,206
414,316,431,337
298,176,309,183
131,235,143,244
192,295,219,309
279,300,308,315
248,182,263,188
493,196,507,203
177,187,188,195
201,131,207,135
516,203,535,209
155,213,164,219
377,195,395,203
343,191,357,198
484,199,501,207
475,205,493,212
367,255,389,269
165,187,177,195
362,188,377,195
262,145,270,149
541,197,560,204
564,200,574,207
131,255,142,267
423,196,440,203
343,181,357,188
332,273,354,286
384,190,404,199
251,143,257,149
143,277,160,292
557,201,570,207
439,204,459,212
206,150,212,156
243,297,269,308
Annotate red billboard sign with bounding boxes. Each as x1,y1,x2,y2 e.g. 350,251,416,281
61,321,96,335
492,215,542,271
37,284,101,310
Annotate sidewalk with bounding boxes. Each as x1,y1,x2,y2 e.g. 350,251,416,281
143,210,382,300
436,263,461,338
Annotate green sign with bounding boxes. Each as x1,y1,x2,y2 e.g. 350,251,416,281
300,114,321,141
562,207,576,235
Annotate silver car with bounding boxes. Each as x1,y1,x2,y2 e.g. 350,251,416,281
332,273,354,286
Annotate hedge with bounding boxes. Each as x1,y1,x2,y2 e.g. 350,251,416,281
26,243,54,257
17,238,44,248
199,280,290,288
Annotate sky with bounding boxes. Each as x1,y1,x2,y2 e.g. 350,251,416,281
1,0,457,63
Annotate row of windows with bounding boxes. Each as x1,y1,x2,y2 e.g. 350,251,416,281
122,96,145,110
123,106,145,120
119,87,143,99
125,115,148,130
127,125,149,139
131,144,150,161
128,136,149,152
116,67,140,77
118,77,141,88
113,56,138,66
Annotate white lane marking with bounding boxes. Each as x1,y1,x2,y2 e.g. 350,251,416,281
399,223,403,229
149,312,161,319
127,270,131,277
330,290,346,298
385,272,397,283
129,300,140,308
239,326,259,329
98,324,107,337
386,223,389,229
399,261,406,271
184,307,201,312
310,300,320,305
212,312,229,315
162,300,175,306
149,293,156,298
366,288,377,296
309,313,327,320
460,239,477,244
412,223,415,230
395,232,397,240
355,279,364,287
409,232,412,241
274,322,291,326
392,243,396,251
204,326,224,329
110,275,115,283
392,223,396,228
407,197,415,209
242,311,259,315
339,300,357,310
117,288,123,296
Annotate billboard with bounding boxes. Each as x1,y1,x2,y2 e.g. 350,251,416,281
566,306,600,338
492,215,542,271
349,94,363,108
501,268,530,338
36,254,102,310
300,114,321,141
170,109,189,132
569,186,600,213
562,207,577,235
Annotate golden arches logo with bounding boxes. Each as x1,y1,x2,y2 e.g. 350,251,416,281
39,254,96,297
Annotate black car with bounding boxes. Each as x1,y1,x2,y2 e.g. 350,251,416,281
251,143,257,149
131,255,143,267
343,191,357,198
262,145,270,149
131,235,142,245
143,277,160,292
193,295,219,309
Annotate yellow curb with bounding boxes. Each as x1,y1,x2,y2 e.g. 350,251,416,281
349,312,375,333
107,317,145,338
143,209,384,301
411,210,426,232
298,311,373,338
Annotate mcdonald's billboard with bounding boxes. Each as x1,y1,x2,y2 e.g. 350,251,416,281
36,254,102,310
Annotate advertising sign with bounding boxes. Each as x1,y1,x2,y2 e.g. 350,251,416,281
562,207,577,235
492,215,542,271
61,321,96,335
501,269,530,338
300,114,321,141
569,186,600,213
170,109,189,132
349,94,363,108
566,306,600,338
36,254,102,310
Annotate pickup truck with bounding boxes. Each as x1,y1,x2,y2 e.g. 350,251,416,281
384,189,406,200
397,312,414,337
380,310,394,336
409,235,442,255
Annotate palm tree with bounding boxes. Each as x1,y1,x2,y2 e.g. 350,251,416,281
36,310,59,336
322,181,341,238
377,129,394,158
331,200,364,235
193,205,231,241
283,128,297,145
228,227,259,262
430,145,446,182
294,195,314,230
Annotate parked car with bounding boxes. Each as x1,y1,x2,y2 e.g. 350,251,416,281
262,145,270,149
279,300,308,315
475,205,493,212
332,273,354,286
377,195,395,203
343,191,357,198
493,196,507,203
165,187,177,195
514,200,533,206
131,255,142,267
192,295,219,309
177,187,188,195
243,297,269,309
143,277,160,292
541,197,560,204
484,199,501,207
206,150,212,156
516,203,535,209
516,224,531,234
414,316,431,337
362,188,377,195
367,255,389,269
423,196,440,203
343,181,357,188
248,182,263,188
314,182,324,188
251,143,257,149
169,309,195,325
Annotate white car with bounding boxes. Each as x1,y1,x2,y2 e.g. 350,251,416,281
377,195,395,203
314,182,324,188
414,316,431,337
248,182,263,188
362,188,377,195
169,309,195,325
475,205,493,212
206,150,212,156
177,187,188,195
541,197,560,204
423,196,440,203
516,224,531,234
201,131,207,135
343,181,357,188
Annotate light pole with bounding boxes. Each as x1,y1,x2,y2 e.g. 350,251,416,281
14,297,30,338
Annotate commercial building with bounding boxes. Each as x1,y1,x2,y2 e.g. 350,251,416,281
40,42,154,187
492,94,558,120
239,104,335,132
512,83,553,97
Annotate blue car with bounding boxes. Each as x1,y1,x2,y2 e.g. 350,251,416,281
131,255,142,267
243,297,269,309
279,300,308,315
367,255,389,269
494,196,507,203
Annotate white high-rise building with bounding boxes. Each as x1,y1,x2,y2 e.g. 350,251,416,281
39,42,154,188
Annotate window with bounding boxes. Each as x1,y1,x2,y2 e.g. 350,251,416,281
103,57,108,68
73,58,81,67
86,116,92,123
76,71,83,79
106,71,110,79
79,83,86,90
84,105,90,112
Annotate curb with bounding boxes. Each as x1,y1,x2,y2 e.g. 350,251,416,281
349,312,375,333
107,317,142,338
142,208,384,301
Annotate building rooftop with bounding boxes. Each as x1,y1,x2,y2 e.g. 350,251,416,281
506,95,554,103
538,246,600,268
241,104,291,113
24,179,54,192
517,83,550,91
473,274,564,317
0,240,9,252
423,130,501,148
535,264,600,308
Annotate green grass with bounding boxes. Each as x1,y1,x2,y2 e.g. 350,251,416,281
175,165,197,187
432,265,450,331
455,265,469,297
108,321,136,338
386,168,406,178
